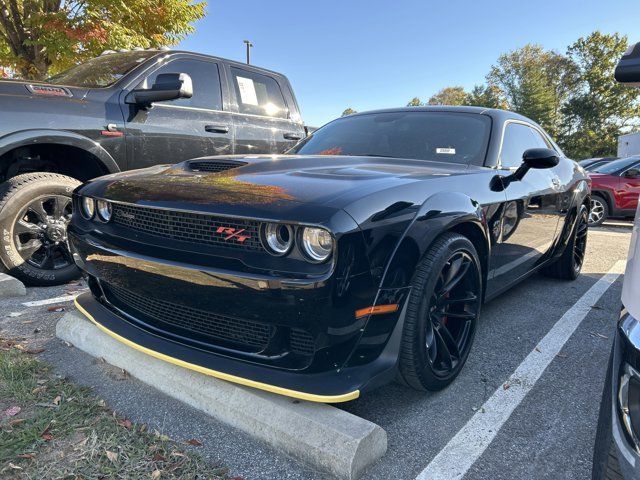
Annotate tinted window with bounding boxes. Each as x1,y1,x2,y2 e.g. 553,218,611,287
46,51,156,88
230,67,287,118
500,123,551,168
594,157,640,175
291,112,491,165
140,59,222,110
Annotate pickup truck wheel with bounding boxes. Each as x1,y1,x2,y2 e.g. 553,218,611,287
0,173,81,286
398,233,482,391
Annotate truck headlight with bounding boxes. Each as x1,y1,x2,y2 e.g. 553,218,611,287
80,197,95,220
96,200,112,222
300,227,334,262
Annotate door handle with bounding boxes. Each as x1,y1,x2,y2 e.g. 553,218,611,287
283,132,302,141
205,125,230,134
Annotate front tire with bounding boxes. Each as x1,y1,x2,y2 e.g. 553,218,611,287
589,195,608,227
398,233,482,391
0,173,81,286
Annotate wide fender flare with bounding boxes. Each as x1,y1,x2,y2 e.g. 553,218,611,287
0,129,120,173
378,191,489,290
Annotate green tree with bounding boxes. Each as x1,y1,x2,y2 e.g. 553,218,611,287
0,0,206,80
466,84,509,109
487,44,576,137
561,32,640,158
406,97,423,107
342,107,357,116
427,86,468,106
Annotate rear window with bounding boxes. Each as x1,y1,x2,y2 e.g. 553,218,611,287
46,51,157,88
290,111,491,165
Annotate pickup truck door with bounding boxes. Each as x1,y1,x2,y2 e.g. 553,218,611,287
123,57,234,168
225,65,305,154
487,121,561,295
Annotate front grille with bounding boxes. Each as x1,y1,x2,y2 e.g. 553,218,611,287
112,203,263,251
290,328,315,355
104,283,272,351
187,160,247,173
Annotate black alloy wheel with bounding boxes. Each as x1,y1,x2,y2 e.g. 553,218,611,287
543,204,589,281
14,195,73,270
399,233,482,391
573,207,589,275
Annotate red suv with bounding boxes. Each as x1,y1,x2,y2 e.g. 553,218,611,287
588,156,640,226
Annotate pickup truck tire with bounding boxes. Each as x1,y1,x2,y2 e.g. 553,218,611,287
0,173,81,286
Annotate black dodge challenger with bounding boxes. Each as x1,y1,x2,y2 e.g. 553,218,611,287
68,106,590,403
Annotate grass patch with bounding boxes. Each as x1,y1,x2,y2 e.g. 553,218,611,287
0,340,231,479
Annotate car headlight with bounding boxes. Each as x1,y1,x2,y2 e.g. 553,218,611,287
80,197,95,220
96,200,112,222
300,227,334,262
262,223,293,256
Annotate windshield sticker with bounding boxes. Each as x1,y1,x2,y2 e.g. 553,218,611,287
436,147,456,155
236,76,259,105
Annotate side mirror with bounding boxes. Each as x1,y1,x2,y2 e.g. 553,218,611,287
615,42,640,85
522,148,560,170
126,73,193,107
624,168,640,179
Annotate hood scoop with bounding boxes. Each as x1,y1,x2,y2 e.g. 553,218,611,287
187,159,248,173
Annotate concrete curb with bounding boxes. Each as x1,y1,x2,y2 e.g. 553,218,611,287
0,273,26,298
56,311,387,479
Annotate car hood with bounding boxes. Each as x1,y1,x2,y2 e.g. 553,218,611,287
80,155,481,222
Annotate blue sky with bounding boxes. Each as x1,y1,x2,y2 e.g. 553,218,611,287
178,0,640,127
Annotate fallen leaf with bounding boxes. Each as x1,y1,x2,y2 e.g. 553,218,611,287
118,419,132,430
8,462,22,470
26,348,45,355
41,433,53,441
152,453,166,462
52,395,62,406
4,406,21,417
16,453,35,459
9,418,26,427
47,306,65,312
152,470,162,479
185,438,202,446
32,386,46,394
106,450,118,463
503,382,511,390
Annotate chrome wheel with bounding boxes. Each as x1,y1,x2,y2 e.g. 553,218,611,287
424,251,481,378
13,195,73,270
589,198,605,226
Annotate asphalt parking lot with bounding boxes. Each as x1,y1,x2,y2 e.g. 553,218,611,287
0,220,634,480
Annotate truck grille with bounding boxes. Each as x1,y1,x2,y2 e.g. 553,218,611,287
104,283,273,352
187,160,247,173
112,203,263,251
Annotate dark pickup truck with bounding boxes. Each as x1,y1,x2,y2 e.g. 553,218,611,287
0,49,306,285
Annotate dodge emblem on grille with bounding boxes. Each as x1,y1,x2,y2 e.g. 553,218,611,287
216,227,250,243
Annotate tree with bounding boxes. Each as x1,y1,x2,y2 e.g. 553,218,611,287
0,0,206,80
561,32,640,158
427,86,468,106
466,84,509,109
342,107,357,116
406,97,423,107
487,44,577,137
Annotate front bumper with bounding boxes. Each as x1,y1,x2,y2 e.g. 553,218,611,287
68,226,410,402
611,311,640,477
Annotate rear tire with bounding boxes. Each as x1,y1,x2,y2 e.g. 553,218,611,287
0,173,81,286
398,233,482,391
589,195,609,227
543,204,588,281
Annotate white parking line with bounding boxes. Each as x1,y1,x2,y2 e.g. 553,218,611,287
22,293,83,307
415,260,626,480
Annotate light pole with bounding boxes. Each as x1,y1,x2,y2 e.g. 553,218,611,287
243,40,253,65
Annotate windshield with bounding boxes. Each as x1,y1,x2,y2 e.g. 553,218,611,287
46,51,157,88
290,111,492,165
593,156,640,174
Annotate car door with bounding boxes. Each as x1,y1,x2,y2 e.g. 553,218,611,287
226,65,305,155
488,121,561,292
123,56,234,169
619,161,640,211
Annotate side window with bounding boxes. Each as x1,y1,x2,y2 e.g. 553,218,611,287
140,59,222,110
500,123,551,168
230,67,288,119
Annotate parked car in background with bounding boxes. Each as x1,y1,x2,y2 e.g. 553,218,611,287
592,39,640,480
0,49,306,285
69,106,590,402
588,156,640,226
579,157,617,172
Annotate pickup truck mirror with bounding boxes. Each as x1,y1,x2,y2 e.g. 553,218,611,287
615,42,640,85
126,73,193,107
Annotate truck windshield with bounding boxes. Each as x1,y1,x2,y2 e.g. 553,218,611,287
46,51,158,88
290,111,491,165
